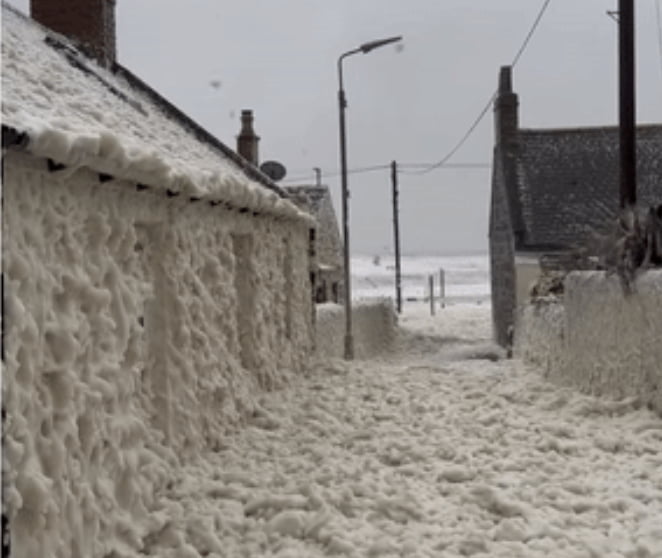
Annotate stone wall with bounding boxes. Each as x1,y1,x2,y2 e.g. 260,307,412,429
2,152,314,557
489,149,517,347
515,270,662,416
315,299,398,360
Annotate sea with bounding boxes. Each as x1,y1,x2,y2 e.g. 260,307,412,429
351,253,490,306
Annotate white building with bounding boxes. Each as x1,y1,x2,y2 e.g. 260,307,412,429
2,3,314,556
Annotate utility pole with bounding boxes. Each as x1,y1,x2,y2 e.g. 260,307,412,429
428,275,435,316
619,0,636,208
391,160,402,313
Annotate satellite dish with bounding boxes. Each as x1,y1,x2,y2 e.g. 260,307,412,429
260,160,287,182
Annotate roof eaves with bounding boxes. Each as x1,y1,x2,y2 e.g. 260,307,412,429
1,125,30,150
519,123,662,135
1,123,314,222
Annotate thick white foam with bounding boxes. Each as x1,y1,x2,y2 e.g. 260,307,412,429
3,154,313,557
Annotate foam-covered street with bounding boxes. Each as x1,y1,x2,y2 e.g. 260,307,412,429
145,305,662,557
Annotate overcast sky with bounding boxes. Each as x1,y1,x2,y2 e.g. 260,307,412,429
7,0,662,255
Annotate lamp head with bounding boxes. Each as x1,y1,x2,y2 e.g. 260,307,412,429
359,35,402,54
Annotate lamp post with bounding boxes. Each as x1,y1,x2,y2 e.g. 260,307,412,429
337,35,402,360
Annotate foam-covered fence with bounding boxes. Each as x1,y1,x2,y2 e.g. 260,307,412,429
315,299,398,359
516,270,662,416
2,152,314,557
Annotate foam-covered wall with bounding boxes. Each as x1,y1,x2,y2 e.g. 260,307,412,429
2,152,313,557
514,257,541,312
514,301,565,377
315,299,397,359
515,270,662,416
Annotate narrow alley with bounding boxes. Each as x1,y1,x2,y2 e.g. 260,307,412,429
143,306,662,558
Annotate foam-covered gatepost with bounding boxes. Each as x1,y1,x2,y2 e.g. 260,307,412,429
315,299,398,359
516,270,662,416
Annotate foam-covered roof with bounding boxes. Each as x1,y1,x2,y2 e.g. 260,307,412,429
1,5,308,221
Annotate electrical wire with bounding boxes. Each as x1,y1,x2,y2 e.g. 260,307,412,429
511,0,553,68
283,2,551,186
281,163,392,184
397,163,490,169
398,163,490,175
407,0,553,176
280,162,491,185
405,92,497,175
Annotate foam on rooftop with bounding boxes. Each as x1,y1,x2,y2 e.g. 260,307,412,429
1,5,309,222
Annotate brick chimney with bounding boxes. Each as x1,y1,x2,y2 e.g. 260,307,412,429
236,110,260,166
31,0,117,68
493,65,525,246
494,66,518,148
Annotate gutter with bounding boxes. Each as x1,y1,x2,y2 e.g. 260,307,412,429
0,125,312,223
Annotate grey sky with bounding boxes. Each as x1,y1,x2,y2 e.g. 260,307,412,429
7,0,662,255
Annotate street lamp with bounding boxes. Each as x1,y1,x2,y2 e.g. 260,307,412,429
337,35,402,360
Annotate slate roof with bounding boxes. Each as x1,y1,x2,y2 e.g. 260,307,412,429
515,125,662,250
1,5,308,220
284,186,328,212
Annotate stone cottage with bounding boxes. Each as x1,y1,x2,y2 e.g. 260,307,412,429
285,185,344,303
1,2,314,556
489,65,662,347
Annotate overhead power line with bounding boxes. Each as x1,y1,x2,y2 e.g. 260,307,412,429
407,92,497,176
281,164,390,184
398,163,490,175
283,1,551,187
280,162,490,185
410,0,553,176
511,0,554,68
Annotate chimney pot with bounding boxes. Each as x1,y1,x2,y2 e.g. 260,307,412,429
31,0,117,68
498,66,513,94
494,65,518,147
237,109,260,165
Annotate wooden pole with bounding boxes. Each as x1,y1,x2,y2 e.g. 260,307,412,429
619,0,636,208
439,268,446,308
391,160,402,313
429,275,435,316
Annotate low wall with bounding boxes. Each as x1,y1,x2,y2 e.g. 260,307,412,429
516,270,662,415
315,299,398,359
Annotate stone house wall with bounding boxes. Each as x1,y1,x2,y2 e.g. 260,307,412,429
489,148,517,347
2,151,314,557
